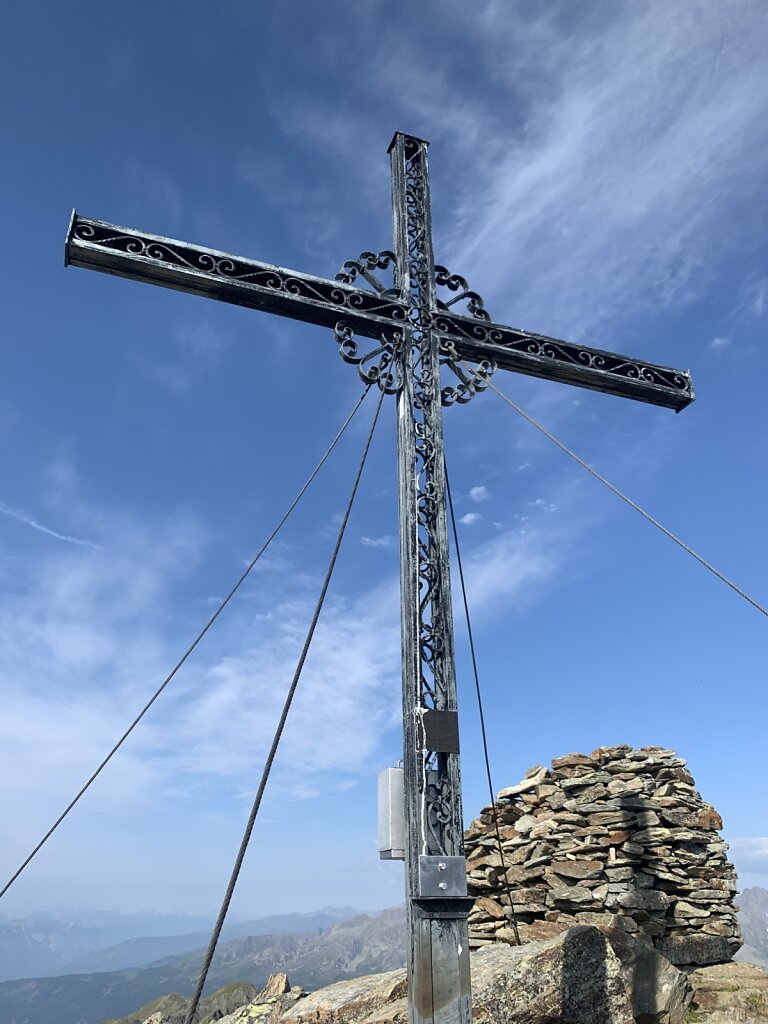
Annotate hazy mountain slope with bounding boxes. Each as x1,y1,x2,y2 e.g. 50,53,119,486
0,911,213,982
64,907,358,975
0,908,405,1024
736,886,768,970
102,982,262,1024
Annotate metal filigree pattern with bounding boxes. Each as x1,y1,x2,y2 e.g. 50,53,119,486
67,214,692,410
68,215,408,330
397,135,462,860
434,265,490,321
334,320,402,393
425,772,455,854
431,310,691,398
335,250,398,297
439,340,496,406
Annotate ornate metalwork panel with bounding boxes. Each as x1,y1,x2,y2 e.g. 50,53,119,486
432,310,694,410
65,214,408,339
65,213,693,410
389,134,466,874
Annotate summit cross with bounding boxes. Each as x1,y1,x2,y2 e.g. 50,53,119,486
65,131,694,1024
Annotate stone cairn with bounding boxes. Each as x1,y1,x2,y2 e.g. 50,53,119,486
464,745,742,968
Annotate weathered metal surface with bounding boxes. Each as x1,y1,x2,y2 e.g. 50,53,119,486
65,213,408,339
434,310,694,411
390,132,472,1024
65,215,694,411
411,913,472,1024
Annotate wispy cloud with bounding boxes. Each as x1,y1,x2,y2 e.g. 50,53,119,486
728,837,768,876
0,501,100,549
149,319,234,395
361,535,394,548
459,513,481,526
734,273,768,320
710,336,731,350
440,1,768,341
469,486,489,503
530,498,557,513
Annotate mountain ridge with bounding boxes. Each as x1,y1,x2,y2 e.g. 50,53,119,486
0,906,358,982
0,908,405,1024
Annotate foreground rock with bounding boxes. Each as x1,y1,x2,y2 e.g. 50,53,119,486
116,976,302,1024
599,928,691,1024
272,927,638,1024
128,934,768,1024
465,746,741,968
688,961,768,1021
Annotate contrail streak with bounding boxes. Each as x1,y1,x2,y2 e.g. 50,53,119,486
0,502,100,549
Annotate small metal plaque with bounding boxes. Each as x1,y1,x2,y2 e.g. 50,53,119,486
421,709,460,753
417,855,467,898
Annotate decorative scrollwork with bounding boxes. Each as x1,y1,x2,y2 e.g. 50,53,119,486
432,310,691,395
434,265,490,321
335,250,398,297
70,218,407,323
425,771,455,854
439,340,496,406
399,135,461,860
334,320,402,394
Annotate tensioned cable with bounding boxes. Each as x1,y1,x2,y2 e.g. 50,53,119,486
0,386,373,903
183,385,386,1024
445,464,521,946
463,363,768,620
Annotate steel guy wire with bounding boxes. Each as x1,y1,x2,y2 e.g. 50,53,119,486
0,385,373,902
183,384,386,1024
445,462,522,946
466,364,768,621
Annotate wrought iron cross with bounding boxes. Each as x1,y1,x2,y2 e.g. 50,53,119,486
65,132,694,1024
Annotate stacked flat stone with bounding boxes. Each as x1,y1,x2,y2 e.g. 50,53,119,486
464,745,742,968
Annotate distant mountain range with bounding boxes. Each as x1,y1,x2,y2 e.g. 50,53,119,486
735,886,768,971
0,889,765,1024
0,907,405,1024
0,906,357,982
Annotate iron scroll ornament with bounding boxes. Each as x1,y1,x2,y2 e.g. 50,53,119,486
67,213,693,410
434,265,490,322
334,321,402,394
69,219,409,325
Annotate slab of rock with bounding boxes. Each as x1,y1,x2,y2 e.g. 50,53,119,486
600,928,692,1024
656,934,734,967
688,961,768,1019
469,927,634,1024
281,968,406,1024
262,974,292,998
280,928,634,1024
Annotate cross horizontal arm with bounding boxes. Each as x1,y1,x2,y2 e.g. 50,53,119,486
437,311,694,412
64,213,408,341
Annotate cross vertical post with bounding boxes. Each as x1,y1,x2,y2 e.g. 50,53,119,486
390,133,473,1024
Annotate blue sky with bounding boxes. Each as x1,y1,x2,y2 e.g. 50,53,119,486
1,1,766,921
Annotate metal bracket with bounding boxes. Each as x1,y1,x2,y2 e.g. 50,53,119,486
417,855,468,898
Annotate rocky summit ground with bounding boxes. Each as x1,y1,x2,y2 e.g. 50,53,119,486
118,926,768,1024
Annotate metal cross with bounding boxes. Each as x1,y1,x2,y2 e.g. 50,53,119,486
65,132,694,1024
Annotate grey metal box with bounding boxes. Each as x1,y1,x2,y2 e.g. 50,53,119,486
378,767,405,860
